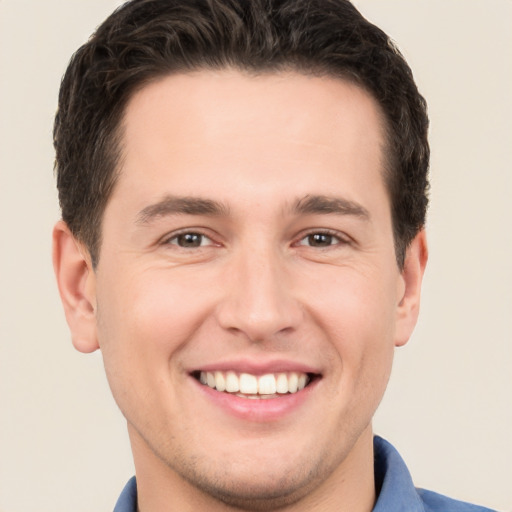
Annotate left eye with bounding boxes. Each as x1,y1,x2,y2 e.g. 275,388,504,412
167,232,212,248
298,232,342,247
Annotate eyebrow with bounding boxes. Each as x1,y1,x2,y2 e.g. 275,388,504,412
136,195,230,224
135,193,370,225
292,194,370,220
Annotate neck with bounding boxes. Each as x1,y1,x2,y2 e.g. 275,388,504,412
129,424,376,512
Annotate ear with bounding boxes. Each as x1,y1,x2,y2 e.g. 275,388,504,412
52,221,99,353
394,230,428,347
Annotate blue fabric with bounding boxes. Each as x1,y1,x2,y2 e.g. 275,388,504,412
113,436,496,511
114,476,137,512
372,436,496,512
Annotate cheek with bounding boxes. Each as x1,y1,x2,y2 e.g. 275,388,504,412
97,266,215,352
304,264,398,385
94,264,230,416
94,270,212,431
305,261,399,335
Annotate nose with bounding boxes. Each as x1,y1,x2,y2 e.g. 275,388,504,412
215,244,303,343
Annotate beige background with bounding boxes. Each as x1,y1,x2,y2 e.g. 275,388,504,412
0,1,510,511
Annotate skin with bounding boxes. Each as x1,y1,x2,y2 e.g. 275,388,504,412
53,70,427,512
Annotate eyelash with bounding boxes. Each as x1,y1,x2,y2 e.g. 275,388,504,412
295,229,350,249
162,230,216,249
161,229,350,250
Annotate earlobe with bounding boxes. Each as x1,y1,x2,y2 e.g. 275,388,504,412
395,230,428,347
52,221,99,353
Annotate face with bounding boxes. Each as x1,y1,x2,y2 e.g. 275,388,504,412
57,70,425,509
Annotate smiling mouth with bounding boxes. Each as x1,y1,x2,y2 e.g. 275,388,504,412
193,370,318,399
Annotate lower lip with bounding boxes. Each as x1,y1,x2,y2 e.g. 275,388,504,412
191,376,319,422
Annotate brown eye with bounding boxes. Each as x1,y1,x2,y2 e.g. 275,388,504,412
169,232,208,248
296,231,348,248
307,233,334,247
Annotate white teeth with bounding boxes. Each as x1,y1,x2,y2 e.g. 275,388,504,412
288,372,299,393
239,373,258,394
276,373,288,393
198,370,311,396
214,371,226,392
225,371,239,392
258,374,277,395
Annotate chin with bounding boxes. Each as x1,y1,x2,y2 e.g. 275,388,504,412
178,461,324,511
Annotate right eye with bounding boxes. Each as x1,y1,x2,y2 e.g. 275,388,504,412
299,233,338,247
165,232,214,248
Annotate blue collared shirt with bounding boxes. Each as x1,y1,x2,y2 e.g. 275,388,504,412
114,436,496,511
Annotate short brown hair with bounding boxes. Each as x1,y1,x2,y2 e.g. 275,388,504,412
54,0,429,268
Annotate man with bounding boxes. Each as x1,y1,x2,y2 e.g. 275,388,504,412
51,0,496,511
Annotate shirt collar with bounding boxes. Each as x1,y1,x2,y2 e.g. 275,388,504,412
114,476,137,512
373,435,425,512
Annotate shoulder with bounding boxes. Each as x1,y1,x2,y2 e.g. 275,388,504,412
373,436,498,512
418,488,498,512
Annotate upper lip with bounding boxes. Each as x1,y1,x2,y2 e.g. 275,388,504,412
189,358,322,376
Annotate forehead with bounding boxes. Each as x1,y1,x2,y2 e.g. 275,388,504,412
113,70,388,216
